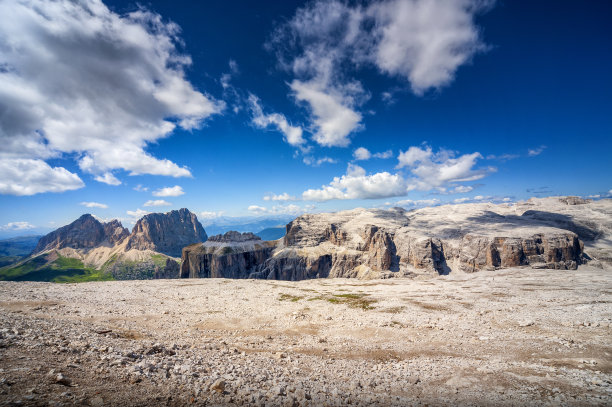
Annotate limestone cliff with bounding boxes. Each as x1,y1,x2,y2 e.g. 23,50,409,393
180,197,611,281
125,208,207,257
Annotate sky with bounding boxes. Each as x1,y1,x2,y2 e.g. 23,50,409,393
0,0,611,237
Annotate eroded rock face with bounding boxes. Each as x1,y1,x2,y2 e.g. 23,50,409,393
34,214,129,254
208,231,261,243
177,197,611,281
125,208,207,257
181,241,276,279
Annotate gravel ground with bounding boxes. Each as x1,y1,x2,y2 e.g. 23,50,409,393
0,266,611,406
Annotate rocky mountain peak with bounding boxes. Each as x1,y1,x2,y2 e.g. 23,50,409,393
125,208,207,257
208,231,261,243
34,214,129,254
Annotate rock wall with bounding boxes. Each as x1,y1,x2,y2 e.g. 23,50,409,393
125,208,207,257
181,242,275,279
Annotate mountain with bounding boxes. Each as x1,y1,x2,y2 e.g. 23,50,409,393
34,214,129,253
125,208,207,257
255,227,286,241
0,235,42,267
1,208,206,282
179,197,612,281
0,235,41,257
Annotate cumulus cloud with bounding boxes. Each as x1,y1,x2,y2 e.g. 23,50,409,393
451,185,474,194
0,221,35,231
152,185,184,197
247,205,268,214
270,0,490,147
80,202,108,209
302,164,407,201
354,147,394,161
528,145,547,156
397,146,493,191
143,199,172,207
353,147,372,161
0,0,223,194
133,184,149,192
94,173,122,186
0,158,84,196
290,79,364,147
248,94,305,147
263,193,296,201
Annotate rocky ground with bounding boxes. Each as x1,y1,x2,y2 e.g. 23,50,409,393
0,266,611,406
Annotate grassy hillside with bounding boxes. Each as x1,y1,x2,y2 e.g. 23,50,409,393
0,253,113,283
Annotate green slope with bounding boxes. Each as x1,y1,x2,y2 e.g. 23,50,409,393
0,253,113,283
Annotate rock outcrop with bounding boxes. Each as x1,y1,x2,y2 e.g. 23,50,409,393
34,214,129,254
125,208,207,257
208,231,261,243
181,240,276,279
181,197,612,281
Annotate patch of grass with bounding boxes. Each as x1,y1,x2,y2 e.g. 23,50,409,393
150,254,168,268
0,253,113,283
278,293,304,302
380,306,406,314
309,292,377,310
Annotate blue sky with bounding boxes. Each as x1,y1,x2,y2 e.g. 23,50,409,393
0,0,611,236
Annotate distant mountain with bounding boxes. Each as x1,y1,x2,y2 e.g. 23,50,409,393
1,208,206,282
203,215,294,236
0,235,42,267
0,235,41,256
255,227,286,241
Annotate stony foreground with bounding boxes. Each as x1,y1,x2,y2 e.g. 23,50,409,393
0,267,611,406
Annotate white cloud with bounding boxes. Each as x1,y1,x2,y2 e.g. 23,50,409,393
302,164,407,201
397,146,493,190
0,158,84,196
152,185,184,197
263,193,296,201
353,147,372,161
451,185,474,194
502,197,512,202
94,172,121,186
247,205,268,214
126,208,150,219
0,221,35,231
453,197,471,203
528,145,547,156
0,0,223,194
80,201,108,209
248,204,311,216
134,184,149,192
143,199,172,207
303,156,337,166
373,150,393,159
248,94,306,147
368,0,488,94
270,0,489,147
199,211,224,219
290,79,364,147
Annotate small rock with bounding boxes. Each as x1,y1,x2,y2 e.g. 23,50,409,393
89,397,104,406
519,321,535,327
55,373,71,386
211,379,226,393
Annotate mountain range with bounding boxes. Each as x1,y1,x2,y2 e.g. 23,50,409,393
1,197,610,282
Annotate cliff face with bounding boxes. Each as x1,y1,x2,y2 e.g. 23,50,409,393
181,240,276,279
125,208,207,257
34,214,129,254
